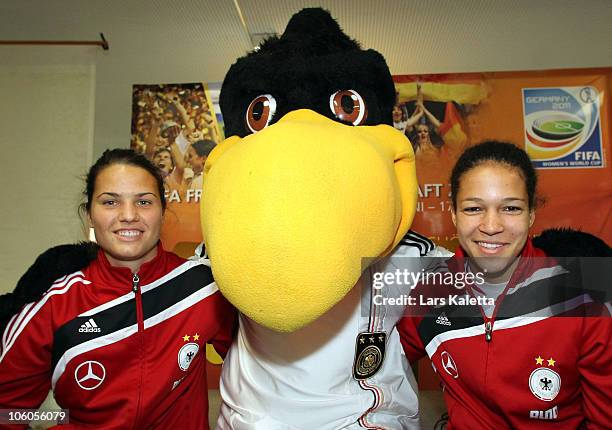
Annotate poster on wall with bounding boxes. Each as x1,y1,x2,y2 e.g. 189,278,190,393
130,82,224,254
522,86,603,169
393,67,611,248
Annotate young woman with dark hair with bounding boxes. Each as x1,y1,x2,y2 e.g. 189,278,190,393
0,149,235,429
399,141,611,429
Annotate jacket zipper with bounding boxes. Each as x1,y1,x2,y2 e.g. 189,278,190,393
473,288,506,385
466,286,498,387
132,273,145,429
484,320,493,342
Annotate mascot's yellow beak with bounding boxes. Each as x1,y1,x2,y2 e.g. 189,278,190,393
202,110,417,332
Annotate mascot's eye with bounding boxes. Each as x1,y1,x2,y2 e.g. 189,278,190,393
245,94,277,133
329,90,368,125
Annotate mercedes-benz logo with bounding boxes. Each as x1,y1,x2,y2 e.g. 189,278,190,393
441,351,459,379
74,360,106,390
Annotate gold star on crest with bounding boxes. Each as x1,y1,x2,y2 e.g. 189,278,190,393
193,333,200,341
547,357,556,367
182,334,190,342
535,356,544,365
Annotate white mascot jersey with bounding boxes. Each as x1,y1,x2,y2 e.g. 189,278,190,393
216,236,451,430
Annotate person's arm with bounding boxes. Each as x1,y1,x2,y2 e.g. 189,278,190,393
417,100,441,131
405,107,423,131
0,297,55,427
144,120,162,160
191,243,236,357
167,94,195,136
396,315,427,363
0,243,98,333
579,308,612,428
169,139,188,183
413,83,440,131
209,298,237,358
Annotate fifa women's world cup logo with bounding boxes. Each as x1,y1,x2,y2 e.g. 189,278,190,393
522,86,603,169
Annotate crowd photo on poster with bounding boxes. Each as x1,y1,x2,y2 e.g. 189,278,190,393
131,83,223,204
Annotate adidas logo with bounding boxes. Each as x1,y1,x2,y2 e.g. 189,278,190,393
79,318,101,333
435,312,451,326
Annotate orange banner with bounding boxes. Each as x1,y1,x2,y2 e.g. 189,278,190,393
394,68,611,249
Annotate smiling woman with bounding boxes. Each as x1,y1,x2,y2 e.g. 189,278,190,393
399,141,612,429
0,149,235,429
450,141,537,283
86,163,163,272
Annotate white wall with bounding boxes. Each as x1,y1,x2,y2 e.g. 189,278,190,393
0,47,95,293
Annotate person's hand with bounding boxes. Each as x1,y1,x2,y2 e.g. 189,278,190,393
188,130,203,143
142,90,156,108
406,107,424,127
151,104,164,119
416,82,423,104
164,91,182,106
154,140,167,152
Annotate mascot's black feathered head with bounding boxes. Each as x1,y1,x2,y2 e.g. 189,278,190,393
202,8,418,332
220,8,396,137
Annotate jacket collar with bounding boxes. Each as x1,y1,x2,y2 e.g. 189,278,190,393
90,242,167,290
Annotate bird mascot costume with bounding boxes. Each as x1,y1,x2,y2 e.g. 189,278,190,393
1,7,610,430
202,8,449,429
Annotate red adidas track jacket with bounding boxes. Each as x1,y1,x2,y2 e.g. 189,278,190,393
0,245,235,429
398,241,612,429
